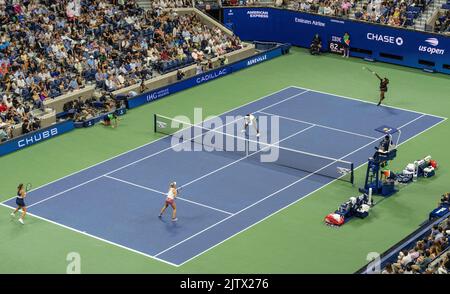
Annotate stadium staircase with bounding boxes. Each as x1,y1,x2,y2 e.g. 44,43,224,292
136,0,151,10
351,0,447,31
412,0,447,30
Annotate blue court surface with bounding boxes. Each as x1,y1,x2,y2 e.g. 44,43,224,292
2,86,446,266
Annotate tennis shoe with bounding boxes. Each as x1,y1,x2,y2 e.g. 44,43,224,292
172,218,178,222
10,212,15,217
18,218,24,225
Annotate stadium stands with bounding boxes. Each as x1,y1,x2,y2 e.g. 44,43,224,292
0,0,242,94
0,0,244,142
149,0,193,9
290,0,430,27
381,215,449,274
433,8,450,32
357,193,450,274
0,94,38,141
220,0,441,28
169,0,449,32
443,0,450,9
65,93,125,126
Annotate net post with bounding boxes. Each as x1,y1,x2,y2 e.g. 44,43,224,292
245,127,249,157
246,135,249,157
350,163,355,185
153,114,157,133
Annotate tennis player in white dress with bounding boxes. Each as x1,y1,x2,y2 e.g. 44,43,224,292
159,182,178,222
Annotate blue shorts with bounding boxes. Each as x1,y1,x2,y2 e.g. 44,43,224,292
16,197,26,207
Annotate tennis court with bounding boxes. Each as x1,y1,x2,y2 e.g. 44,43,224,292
1,86,444,266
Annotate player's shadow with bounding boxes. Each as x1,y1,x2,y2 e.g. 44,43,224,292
382,105,400,115
358,100,400,116
158,216,181,232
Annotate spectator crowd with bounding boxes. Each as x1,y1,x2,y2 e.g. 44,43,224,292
151,0,193,9
290,0,356,17
434,9,450,33
381,213,450,274
0,93,42,141
290,0,428,27
0,0,242,141
63,94,124,124
222,0,434,28
352,0,428,27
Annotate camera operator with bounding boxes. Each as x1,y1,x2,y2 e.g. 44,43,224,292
31,117,41,131
219,56,229,66
310,33,322,55
440,193,450,206
21,118,31,134
177,69,185,81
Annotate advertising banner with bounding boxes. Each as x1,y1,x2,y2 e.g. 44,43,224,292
0,120,75,157
223,7,450,74
127,46,285,109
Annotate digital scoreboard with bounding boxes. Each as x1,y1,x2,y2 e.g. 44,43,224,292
328,35,344,54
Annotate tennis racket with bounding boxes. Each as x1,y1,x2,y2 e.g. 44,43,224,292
25,182,32,192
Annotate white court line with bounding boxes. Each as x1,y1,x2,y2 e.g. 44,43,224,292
256,90,310,112
1,110,439,269
6,85,444,205
154,135,382,258
258,110,379,140
176,114,447,267
0,202,180,268
291,86,448,120
153,113,429,259
2,86,300,203
0,109,438,270
27,176,104,208
19,89,311,209
3,88,446,267
104,175,166,195
178,124,316,190
104,175,233,216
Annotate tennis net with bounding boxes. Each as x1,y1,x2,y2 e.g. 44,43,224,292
154,114,354,184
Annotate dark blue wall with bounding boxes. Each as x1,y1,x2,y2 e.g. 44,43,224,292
0,120,75,157
223,7,450,74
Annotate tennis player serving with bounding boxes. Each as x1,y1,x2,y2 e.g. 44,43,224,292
10,183,28,224
363,67,389,106
159,182,178,222
375,73,389,106
242,113,260,137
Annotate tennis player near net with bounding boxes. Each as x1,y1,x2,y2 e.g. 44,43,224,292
159,182,178,222
242,113,260,137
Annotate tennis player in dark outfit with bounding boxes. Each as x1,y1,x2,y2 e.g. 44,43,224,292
10,183,27,224
375,73,389,106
